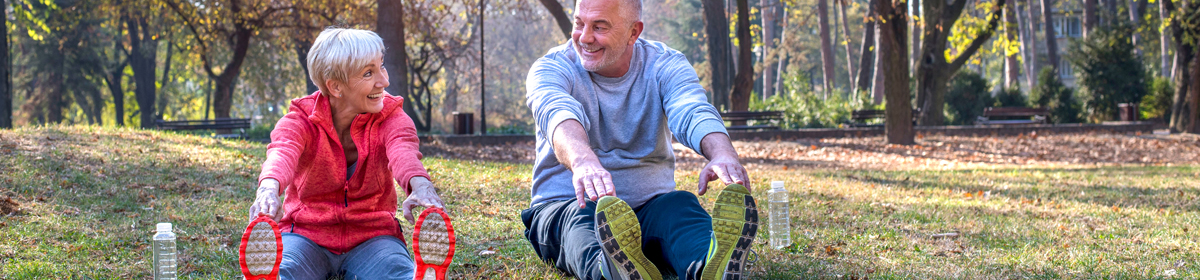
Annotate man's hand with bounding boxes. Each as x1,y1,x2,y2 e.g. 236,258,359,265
571,160,615,208
248,179,285,222
696,132,749,195
402,176,446,223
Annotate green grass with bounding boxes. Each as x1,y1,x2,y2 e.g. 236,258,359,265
1,125,1197,279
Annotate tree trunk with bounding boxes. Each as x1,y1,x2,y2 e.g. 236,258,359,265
838,0,856,93
211,26,254,119
775,9,788,95
1106,0,1119,22
1020,0,1039,90
857,0,878,95
703,0,734,110
1190,48,1200,133
1084,0,1097,38
293,36,318,94
378,0,411,105
158,40,174,120
538,0,573,39
0,3,9,129
1041,0,1059,74
873,27,885,105
127,16,158,128
1169,0,1192,132
1162,0,1172,78
1005,2,1020,88
916,0,1008,125
732,0,753,111
761,0,778,99
877,0,913,144
911,0,921,73
818,0,836,94
1128,0,1142,57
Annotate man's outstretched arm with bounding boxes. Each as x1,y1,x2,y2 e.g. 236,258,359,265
552,119,616,208
696,132,748,195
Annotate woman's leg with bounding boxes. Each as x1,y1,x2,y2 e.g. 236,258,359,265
340,235,415,280
279,233,335,280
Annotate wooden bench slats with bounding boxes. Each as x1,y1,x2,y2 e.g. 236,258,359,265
721,111,784,131
977,107,1049,125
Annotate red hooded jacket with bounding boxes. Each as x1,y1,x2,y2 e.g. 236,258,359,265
258,92,429,254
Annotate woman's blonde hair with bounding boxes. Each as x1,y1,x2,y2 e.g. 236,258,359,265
307,27,386,96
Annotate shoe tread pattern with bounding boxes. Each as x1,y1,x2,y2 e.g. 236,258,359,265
596,197,662,280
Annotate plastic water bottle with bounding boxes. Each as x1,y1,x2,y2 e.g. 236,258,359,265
153,223,177,280
768,181,792,249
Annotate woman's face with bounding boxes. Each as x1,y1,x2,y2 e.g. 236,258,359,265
334,54,390,114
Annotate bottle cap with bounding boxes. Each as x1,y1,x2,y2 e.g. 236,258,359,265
156,223,172,232
771,181,785,190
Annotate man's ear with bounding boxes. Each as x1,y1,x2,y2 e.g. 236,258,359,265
628,21,644,46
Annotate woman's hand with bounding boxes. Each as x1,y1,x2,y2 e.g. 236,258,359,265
248,179,285,222
401,176,445,223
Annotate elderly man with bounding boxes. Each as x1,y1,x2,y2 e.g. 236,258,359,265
520,0,759,279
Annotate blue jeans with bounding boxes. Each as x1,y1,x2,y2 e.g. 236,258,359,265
521,191,712,280
280,233,415,280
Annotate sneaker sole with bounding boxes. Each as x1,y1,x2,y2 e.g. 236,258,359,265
240,214,282,280
702,184,759,280
414,207,456,280
595,196,662,280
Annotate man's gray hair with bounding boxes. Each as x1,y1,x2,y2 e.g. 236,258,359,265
577,0,642,23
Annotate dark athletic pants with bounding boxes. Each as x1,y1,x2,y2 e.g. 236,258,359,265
521,191,712,280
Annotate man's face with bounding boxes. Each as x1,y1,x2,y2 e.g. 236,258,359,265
572,0,639,76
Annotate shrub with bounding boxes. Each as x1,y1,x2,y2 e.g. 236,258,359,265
944,71,993,125
749,73,869,128
1030,67,1083,123
994,87,1027,108
1140,77,1174,121
1068,22,1147,122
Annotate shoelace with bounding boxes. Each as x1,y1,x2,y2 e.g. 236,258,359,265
747,248,760,265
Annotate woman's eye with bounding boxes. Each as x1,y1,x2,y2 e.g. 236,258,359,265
365,71,373,77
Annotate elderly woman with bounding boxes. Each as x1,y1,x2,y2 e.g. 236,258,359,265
240,27,453,280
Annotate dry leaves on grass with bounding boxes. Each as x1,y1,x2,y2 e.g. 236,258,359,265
420,132,1200,171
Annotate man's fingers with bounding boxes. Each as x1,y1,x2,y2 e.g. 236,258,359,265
590,177,607,198
713,165,734,184
601,176,615,197
583,180,598,201
575,183,588,208
697,168,711,195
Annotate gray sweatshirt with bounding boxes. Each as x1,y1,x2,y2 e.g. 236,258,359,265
526,38,727,208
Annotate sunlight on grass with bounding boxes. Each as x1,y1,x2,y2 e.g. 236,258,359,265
0,125,1196,279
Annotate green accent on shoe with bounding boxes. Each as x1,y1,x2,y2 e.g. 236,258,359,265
595,196,663,280
701,184,760,280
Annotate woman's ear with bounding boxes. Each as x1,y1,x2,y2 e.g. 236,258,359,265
325,79,342,98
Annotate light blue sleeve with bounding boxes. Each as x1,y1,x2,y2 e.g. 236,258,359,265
657,49,728,157
527,51,588,145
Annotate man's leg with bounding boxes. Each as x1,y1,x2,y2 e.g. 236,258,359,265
340,235,415,280
633,191,712,279
522,199,606,280
279,233,335,280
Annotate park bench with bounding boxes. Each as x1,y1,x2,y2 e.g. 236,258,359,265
721,111,784,131
847,109,920,127
975,107,1048,125
155,118,252,138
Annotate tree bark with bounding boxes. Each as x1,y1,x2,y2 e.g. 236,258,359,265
877,0,913,144
838,0,856,93
916,0,1009,125
1162,0,1172,78
1128,0,1142,57
911,0,921,73
1084,0,1097,38
732,0,753,111
293,35,318,94
1005,2,1020,88
857,0,878,96
0,3,9,129
761,0,778,99
1168,0,1193,132
538,0,573,39
378,0,411,105
1020,0,1039,90
1040,0,1059,73
702,0,734,110
127,16,158,128
210,27,253,119
818,0,837,94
